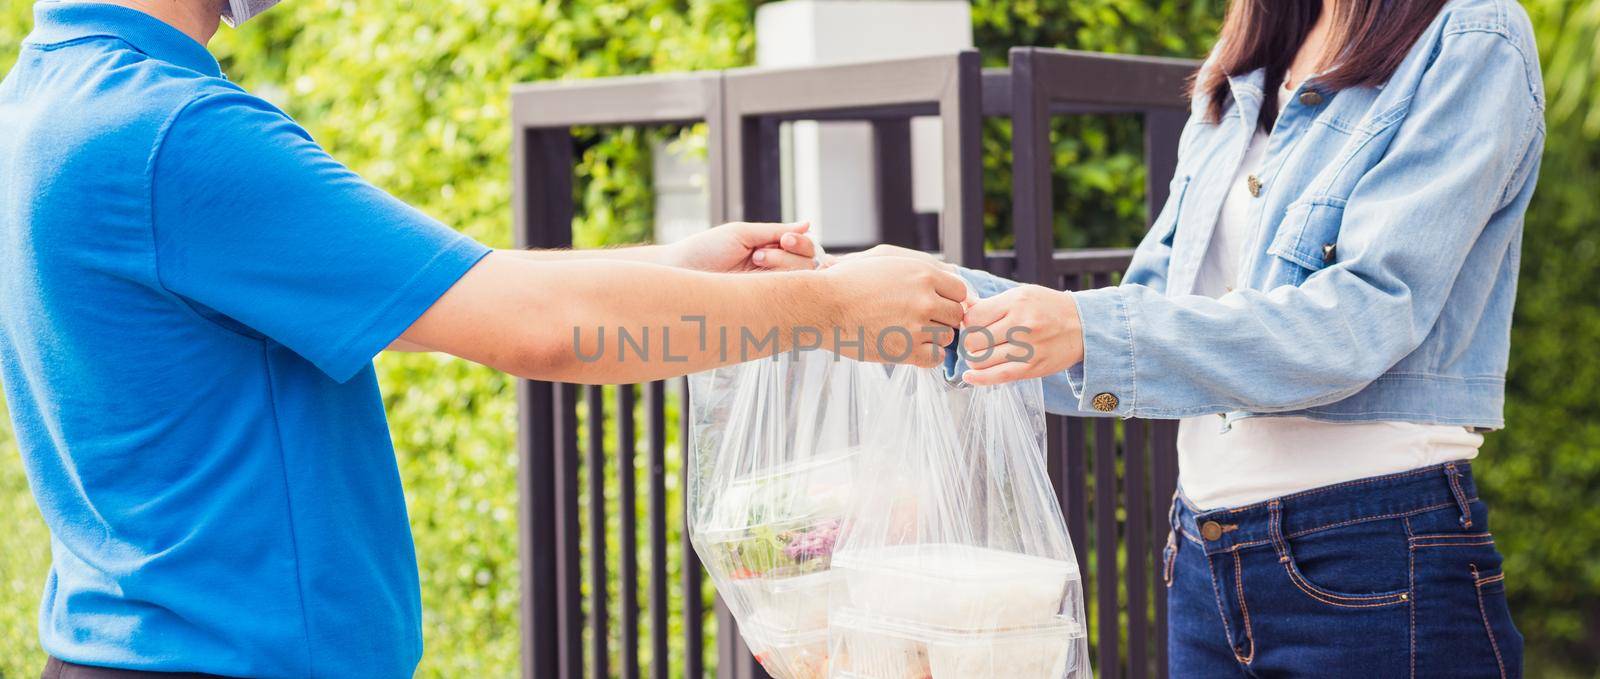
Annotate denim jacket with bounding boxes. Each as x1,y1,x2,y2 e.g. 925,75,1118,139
962,0,1545,429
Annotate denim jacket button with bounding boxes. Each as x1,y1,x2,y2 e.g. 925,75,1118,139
1299,90,1325,106
1091,392,1119,412
1322,243,1337,263
1246,174,1263,197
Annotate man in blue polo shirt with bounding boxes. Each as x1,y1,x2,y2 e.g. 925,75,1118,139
0,1,968,676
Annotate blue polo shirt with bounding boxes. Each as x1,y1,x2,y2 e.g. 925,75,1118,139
0,3,491,676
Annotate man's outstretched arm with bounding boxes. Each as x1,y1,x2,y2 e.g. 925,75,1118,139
501,221,819,272
396,251,966,384
387,221,818,353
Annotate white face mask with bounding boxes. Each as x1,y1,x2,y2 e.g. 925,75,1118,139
221,0,282,26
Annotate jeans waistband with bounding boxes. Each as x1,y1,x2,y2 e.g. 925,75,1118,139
1173,461,1478,556
43,657,229,679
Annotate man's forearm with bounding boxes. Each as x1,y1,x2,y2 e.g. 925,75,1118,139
527,260,832,383
503,244,668,265
401,252,831,384
382,242,662,353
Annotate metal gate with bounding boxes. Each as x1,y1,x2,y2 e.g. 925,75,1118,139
510,47,1198,679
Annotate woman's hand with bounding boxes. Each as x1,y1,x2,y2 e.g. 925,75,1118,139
664,221,818,272
960,284,1085,386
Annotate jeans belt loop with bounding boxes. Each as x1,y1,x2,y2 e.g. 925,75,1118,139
1444,462,1474,528
1267,499,1294,564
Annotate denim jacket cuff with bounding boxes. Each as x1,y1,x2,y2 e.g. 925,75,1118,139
1068,286,1136,417
943,267,1011,380
956,266,1019,300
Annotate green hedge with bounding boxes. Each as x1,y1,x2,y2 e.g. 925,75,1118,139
2,1,1597,677
1,12,57,679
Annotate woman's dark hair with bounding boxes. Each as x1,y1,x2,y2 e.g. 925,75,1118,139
1196,0,1450,127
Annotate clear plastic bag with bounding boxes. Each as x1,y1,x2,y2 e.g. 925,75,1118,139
687,350,889,679
827,366,1091,679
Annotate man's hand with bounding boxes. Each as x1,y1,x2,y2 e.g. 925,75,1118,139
960,284,1084,385
819,257,967,368
664,221,818,272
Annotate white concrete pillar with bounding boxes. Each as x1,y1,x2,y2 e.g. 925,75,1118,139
755,0,974,248
651,0,973,247
652,136,712,244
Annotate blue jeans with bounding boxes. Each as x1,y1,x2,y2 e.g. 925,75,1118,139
1164,462,1523,677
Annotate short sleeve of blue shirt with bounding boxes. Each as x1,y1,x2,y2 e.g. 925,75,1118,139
151,92,490,382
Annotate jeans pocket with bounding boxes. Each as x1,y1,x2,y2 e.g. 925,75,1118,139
1471,564,1517,679
1409,503,1524,678
1269,502,1411,609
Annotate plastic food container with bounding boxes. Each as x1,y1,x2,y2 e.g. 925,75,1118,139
696,451,859,659
702,451,858,531
925,621,1080,678
731,569,834,632
830,609,1083,679
744,620,832,679
830,543,1081,629
699,451,859,583
828,611,931,679
702,515,844,580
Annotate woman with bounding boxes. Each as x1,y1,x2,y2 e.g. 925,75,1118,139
861,0,1543,675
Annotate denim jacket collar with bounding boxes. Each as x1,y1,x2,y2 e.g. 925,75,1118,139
1224,68,1266,126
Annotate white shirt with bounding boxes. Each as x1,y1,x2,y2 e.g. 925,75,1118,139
1176,81,1481,511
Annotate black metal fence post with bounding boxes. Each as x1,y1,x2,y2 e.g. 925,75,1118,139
872,119,918,248
645,380,671,679
616,384,641,679
512,125,575,679
1009,49,1056,286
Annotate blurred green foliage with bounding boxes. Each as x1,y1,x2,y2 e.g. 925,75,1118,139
0,398,51,679
1,10,49,679
1475,4,1600,675
1,1,1597,677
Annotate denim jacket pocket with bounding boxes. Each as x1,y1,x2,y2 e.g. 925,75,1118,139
1268,197,1348,274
